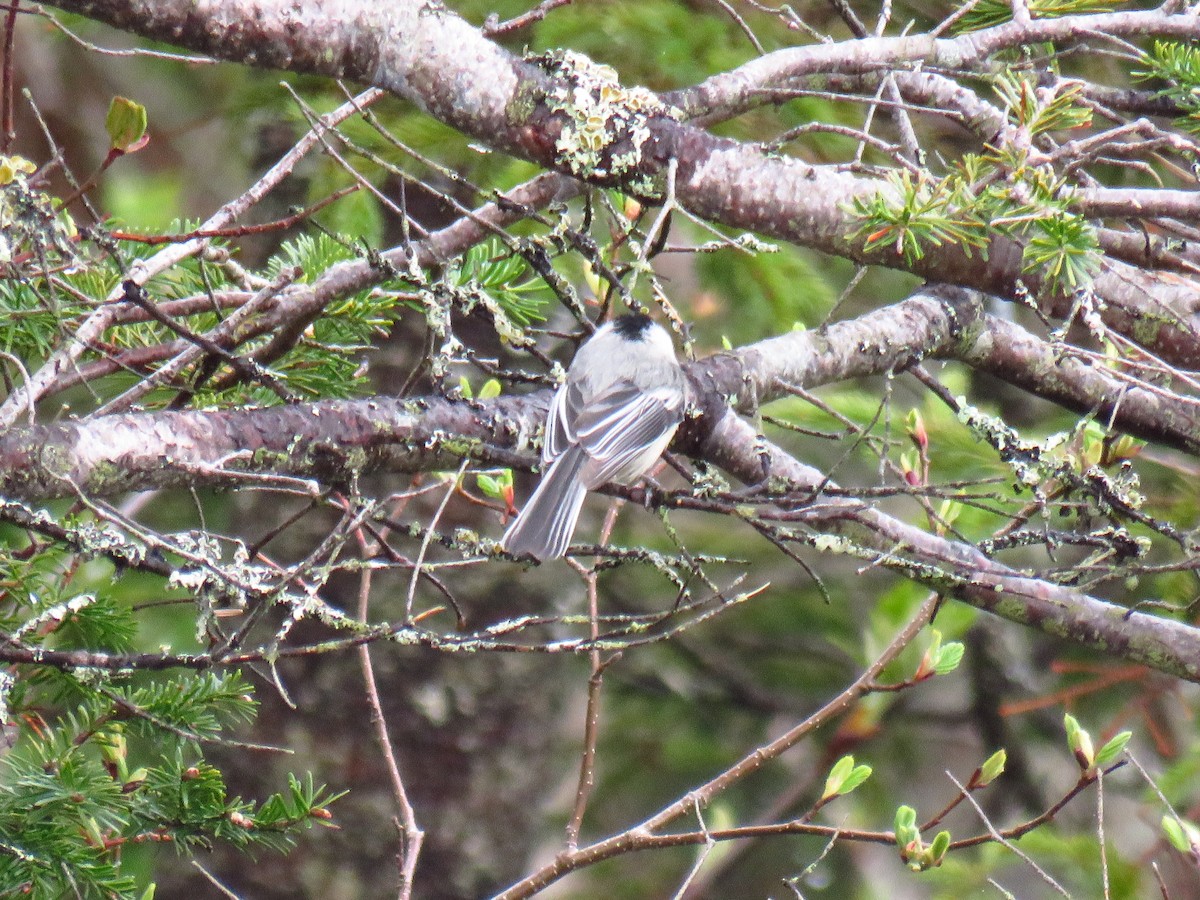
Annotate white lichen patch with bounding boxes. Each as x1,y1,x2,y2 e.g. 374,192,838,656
1089,461,1145,511
956,401,1048,488
533,50,674,182
13,593,98,641
956,401,1145,510
813,533,852,554
1051,286,1107,346
0,669,12,728
167,533,278,642
690,465,731,498
75,521,147,566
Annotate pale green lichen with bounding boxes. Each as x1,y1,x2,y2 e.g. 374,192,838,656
1086,462,1145,511
73,520,148,566
1051,287,1107,346
691,465,731,499
957,400,1145,510
427,430,484,458
813,534,852,554
957,400,1050,489
625,173,667,198
531,50,676,185
167,533,278,641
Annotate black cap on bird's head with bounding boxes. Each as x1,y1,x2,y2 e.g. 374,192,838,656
611,313,655,340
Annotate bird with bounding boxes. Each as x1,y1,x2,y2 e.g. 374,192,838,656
501,314,687,561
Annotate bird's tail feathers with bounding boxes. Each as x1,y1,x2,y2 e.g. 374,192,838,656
501,448,589,561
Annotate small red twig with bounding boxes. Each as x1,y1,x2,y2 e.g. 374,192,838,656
109,184,359,244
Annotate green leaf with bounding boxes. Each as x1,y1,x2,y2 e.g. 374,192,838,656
894,804,920,849
851,170,988,265
1022,214,1100,292
450,238,549,326
916,630,964,679
1094,731,1132,768
993,72,1091,134
936,499,962,529
840,763,873,796
932,642,965,676
1140,42,1200,133
477,378,502,400
957,0,1121,32
106,96,148,152
1063,712,1081,743
977,749,1007,787
476,469,513,501
928,830,951,866
822,755,854,800
905,408,927,450
1162,815,1200,854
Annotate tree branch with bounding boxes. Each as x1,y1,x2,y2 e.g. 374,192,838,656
3,285,1200,682
37,0,1200,368
692,408,1200,683
10,285,1200,500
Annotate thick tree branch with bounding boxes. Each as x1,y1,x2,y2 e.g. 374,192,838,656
3,285,1200,682
7,286,1200,497
692,409,1200,683
697,285,1200,456
672,8,1200,120
0,394,547,501
37,0,1200,369
1073,187,1200,221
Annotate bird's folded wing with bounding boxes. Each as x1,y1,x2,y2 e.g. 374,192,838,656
574,382,684,487
542,381,577,464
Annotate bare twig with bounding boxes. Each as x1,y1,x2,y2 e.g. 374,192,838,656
494,593,940,898
355,564,424,899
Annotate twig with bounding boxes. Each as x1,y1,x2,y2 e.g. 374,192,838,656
356,564,424,899
0,87,387,428
494,593,940,898
190,861,244,899
405,461,469,621
946,770,1071,897
482,0,574,37
564,500,625,849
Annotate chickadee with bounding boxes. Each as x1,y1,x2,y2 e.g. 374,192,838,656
502,314,686,561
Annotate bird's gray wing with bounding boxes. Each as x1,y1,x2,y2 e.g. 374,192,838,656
542,380,583,464
574,382,684,487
